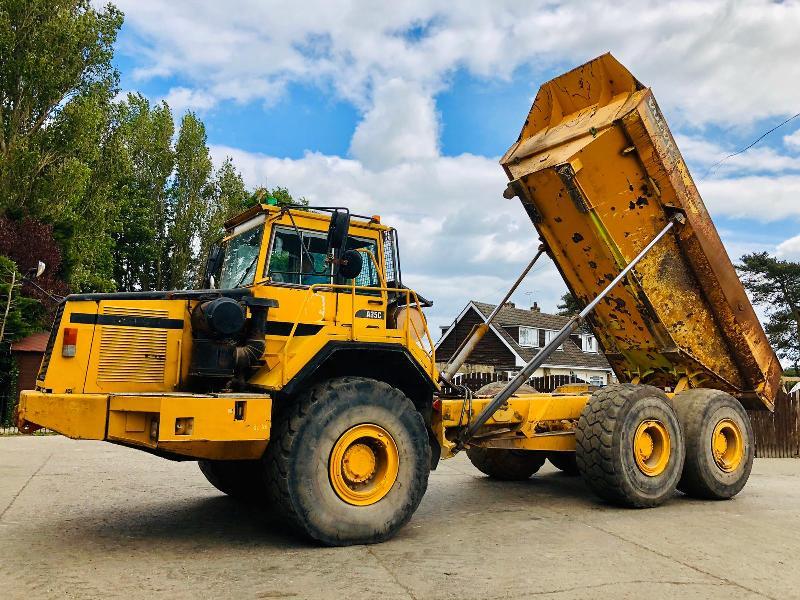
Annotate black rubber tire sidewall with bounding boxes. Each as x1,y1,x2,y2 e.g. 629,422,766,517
614,397,684,505
547,452,579,475
198,459,268,501
466,447,546,480
576,384,685,508
268,377,430,546
673,389,754,500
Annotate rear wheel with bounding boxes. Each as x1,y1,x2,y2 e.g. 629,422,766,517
466,447,546,480
198,459,269,501
576,384,684,507
264,377,430,546
672,388,754,499
547,452,579,475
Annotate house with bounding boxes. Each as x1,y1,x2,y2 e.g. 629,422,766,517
11,331,49,392
436,301,615,386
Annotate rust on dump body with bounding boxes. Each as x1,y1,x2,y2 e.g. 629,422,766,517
500,53,781,410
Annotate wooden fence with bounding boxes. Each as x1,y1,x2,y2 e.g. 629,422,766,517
438,371,584,396
749,390,800,458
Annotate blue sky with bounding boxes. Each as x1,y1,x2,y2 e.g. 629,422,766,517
110,0,800,336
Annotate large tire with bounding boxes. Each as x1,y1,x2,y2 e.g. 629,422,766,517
198,459,269,501
672,388,754,500
466,447,546,480
576,384,685,508
264,377,430,546
548,452,579,475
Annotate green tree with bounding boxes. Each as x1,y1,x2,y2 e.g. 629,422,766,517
737,252,800,371
0,0,123,290
556,292,582,317
110,94,175,291
168,112,212,289
193,157,249,287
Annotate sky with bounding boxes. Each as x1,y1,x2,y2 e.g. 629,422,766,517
109,0,800,337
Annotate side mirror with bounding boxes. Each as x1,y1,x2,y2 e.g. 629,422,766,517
25,261,46,279
203,245,223,288
35,261,46,278
338,249,363,280
326,210,351,259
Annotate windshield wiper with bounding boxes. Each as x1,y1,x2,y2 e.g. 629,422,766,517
232,255,259,288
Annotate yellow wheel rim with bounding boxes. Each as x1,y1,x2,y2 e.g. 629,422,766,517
633,420,671,477
712,418,744,472
329,424,399,506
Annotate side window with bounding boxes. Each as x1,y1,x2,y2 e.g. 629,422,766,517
267,227,331,285
344,236,380,287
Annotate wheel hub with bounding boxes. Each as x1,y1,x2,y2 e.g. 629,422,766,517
633,420,670,477
329,424,399,506
712,419,744,472
342,443,377,483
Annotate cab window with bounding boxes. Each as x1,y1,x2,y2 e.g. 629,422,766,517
266,226,381,290
267,227,331,285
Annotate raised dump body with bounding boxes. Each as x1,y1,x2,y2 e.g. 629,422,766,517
500,53,781,410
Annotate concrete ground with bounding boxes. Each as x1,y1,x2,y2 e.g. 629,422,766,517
0,436,797,600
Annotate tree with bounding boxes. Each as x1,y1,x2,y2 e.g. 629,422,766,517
737,252,800,371
0,0,124,290
110,94,175,291
167,112,212,289
556,292,582,317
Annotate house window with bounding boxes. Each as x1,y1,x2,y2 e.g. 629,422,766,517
519,327,539,347
589,374,605,386
544,329,564,351
583,335,597,353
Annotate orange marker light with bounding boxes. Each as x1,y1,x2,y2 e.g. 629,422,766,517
62,327,78,357
371,215,381,223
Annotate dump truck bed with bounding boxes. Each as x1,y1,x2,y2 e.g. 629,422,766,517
500,53,781,410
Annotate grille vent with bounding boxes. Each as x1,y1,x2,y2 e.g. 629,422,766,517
97,306,169,383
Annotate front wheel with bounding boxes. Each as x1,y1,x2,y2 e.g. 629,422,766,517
265,377,430,546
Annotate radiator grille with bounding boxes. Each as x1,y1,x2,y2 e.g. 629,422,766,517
37,302,65,382
97,306,169,383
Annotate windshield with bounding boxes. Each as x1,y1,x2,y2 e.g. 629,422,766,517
219,222,265,289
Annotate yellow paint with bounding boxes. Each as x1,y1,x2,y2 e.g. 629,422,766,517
435,394,588,457
500,53,781,409
712,418,744,472
633,420,670,477
23,203,437,461
329,423,399,506
17,390,107,439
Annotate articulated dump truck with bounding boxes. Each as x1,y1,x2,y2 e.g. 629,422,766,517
16,54,782,546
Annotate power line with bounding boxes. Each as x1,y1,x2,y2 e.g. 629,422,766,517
703,111,800,178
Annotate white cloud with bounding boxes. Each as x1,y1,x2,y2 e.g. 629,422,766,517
162,86,217,115
115,1,800,333
698,175,800,222
349,79,440,170
776,234,800,260
116,1,800,130
784,129,800,152
676,134,800,176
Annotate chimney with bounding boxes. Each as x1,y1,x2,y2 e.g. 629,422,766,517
530,301,540,313
504,301,515,309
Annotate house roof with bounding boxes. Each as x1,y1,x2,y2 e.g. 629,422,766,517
466,301,612,371
11,331,50,353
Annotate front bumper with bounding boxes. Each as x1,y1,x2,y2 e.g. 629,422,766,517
16,390,272,460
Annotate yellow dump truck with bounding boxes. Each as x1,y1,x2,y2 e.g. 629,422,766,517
16,54,782,546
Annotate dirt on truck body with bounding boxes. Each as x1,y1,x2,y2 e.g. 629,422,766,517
500,53,781,410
